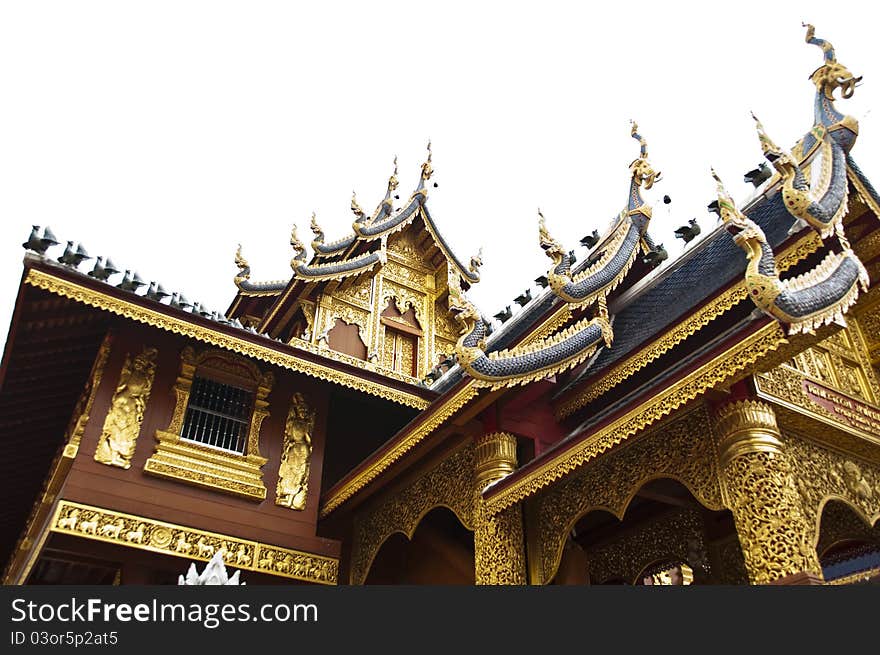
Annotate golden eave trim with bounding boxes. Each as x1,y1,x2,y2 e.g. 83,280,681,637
50,500,338,584
556,230,823,419
25,268,430,410
320,381,480,517
484,322,788,515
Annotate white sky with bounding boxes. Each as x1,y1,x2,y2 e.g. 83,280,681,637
1,1,877,351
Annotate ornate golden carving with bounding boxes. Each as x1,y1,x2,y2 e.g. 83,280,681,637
50,500,338,584
350,445,475,585
276,392,315,510
474,432,518,487
488,323,786,515
94,346,158,469
144,347,273,500
783,431,880,550
714,401,822,584
714,400,784,468
473,432,526,585
335,277,373,309
529,405,724,584
755,363,880,444
323,298,371,348
25,268,429,410
558,232,823,417
320,381,479,517
586,508,705,585
707,534,750,585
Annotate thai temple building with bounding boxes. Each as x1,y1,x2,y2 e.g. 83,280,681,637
2,25,880,586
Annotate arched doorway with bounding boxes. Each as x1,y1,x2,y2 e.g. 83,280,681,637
365,507,475,584
816,500,880,583
550,478,745,585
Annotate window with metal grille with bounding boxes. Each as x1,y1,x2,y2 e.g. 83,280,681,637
180,376,254,454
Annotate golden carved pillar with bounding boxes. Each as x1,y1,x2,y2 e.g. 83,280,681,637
713,400,823,584
473,432,526,585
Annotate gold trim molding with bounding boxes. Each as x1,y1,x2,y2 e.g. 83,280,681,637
50,500,338,584
144,347,273,500
485,322,788,515
320,381,480,517
24,268,429,410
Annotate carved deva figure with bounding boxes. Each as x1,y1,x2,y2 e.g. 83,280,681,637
94,347,158,468
276,392,315,510
714,169,868,335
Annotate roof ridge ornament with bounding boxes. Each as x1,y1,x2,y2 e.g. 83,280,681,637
309,211,325,250
421,140,433,181
351,191,367,222
629,120,661,190
751,111,849,240
448,283,613,389
803,23,861,100
715,167,868,334
290,223,307,269
537,123,659,307
234,244,251,288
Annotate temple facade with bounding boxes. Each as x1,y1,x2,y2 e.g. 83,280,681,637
2,25,879,586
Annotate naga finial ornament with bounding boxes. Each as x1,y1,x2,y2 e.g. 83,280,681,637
421,140,433,181
715,168,868,334
351,191,367,222
469,247,483,278
538,125,653,308
389,155,399,192
629,120,661,190
448,282,612,389
751,111,849,239
289,224,306,268
234,244,251,287
309,211,324,249
803,23,861,100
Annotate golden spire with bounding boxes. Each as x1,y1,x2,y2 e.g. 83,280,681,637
751,112,782,158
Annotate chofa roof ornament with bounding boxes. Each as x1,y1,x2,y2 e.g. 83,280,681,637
804,22,862,102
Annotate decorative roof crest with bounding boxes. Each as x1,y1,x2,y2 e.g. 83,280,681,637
629,121,661,189
804,23,861,100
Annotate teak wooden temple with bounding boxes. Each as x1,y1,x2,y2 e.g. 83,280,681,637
2,26,880,586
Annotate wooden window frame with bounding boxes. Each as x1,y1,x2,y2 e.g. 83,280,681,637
144,347,274,501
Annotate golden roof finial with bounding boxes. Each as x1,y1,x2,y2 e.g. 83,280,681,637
421,140,434,181
469,246,483,275
388,156,399,191
629,121,660,189
290,223,305,254
234,244,249,272
802,23,861,100
751,111,781,158
351,191,366,220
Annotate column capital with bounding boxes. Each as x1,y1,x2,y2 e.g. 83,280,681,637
714,399,783,469
474,432,518,488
